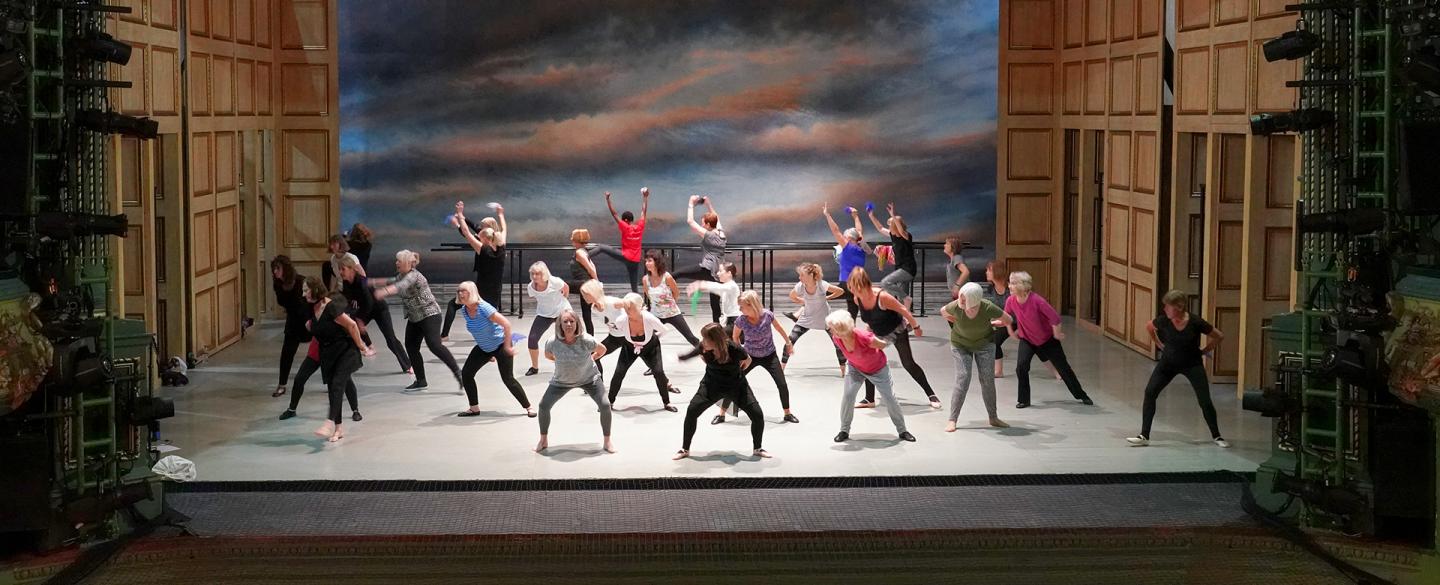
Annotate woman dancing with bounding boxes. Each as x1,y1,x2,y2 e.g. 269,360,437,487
942,283,1012,432
782,262,847,375
822,203,870,317
607,293,680,412
523,261,571,376
338,255,410,374
848,270,941,409
642,250,700,346
454,282,534,418
535,309,615,454
322,234,364,293
685,262,741,332
587,188,649,292
675,323,770,460
271,255,310,398
985,260,1058,380
579,279,629,373
712,291,798,425
373,250,462,391
444,201,507,337
569,229,601,334
1005,271,1093,408
671,195,728,323
1127,291,1228,448
828,311,914,443
278,277,361,422
944,236,971,299
867,203,917,308
346,223,374,270
309,281,376,442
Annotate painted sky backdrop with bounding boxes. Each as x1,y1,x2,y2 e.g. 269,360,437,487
339,0,998,281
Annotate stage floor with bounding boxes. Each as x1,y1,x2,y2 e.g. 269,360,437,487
159,305,1271,481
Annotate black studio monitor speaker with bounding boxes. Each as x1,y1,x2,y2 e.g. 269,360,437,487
1398,121,1440,215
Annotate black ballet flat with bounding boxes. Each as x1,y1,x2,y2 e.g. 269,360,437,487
711,414,726,425
278,409,296,420
664,404,679,413
351,411,363,422
525,367,539,376
898,431,917,442
783,414,800,424
1081,398,1094,406
1015,402,1030,409
833,431,849,442
643,368,653,376
668,386,681,394
457,410,482,417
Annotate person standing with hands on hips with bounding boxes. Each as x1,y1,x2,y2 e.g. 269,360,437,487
1126,291,1228,448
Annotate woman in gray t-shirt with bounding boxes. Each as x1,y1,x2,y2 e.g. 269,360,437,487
670,195,728,323
535,309,614,454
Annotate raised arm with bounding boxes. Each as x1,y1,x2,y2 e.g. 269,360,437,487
640,187,650,221
604,192,621,224
823,204,847,246
686,195,708,236
493,205,507,247
866,209,892,237
454,213,486,254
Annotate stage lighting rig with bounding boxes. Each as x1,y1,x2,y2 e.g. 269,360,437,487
33,211,128,240
1243,383,1299,418
1251,109,1335,135
1264,28,1321,62
76,109,157,139
1271,472,1368,518
71,31,130,65
1297,207,1385,237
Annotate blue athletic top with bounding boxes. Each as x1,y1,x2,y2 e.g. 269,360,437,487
461,300,505,352
837,243,866,283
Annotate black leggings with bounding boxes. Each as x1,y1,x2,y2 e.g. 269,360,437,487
324,359,361,425
992,327,1009,359
595,335,628,375
607,336,672,405
405,314,461,385
589,244,641,292
568,279,595,334
671,265,722,323
287,357,358,413
683,382,763,451
660,315,701,346
461,345,530,408
1016,337,1089,404
783,324,845,366
722,351,790,411
863,330,936,402
367,303,411,371
528,315,557,350
277,328,307,386
1140,363,1220,439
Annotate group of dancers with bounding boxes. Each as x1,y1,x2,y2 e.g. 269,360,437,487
269,190,1232,455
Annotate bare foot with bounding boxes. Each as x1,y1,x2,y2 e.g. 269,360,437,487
945,421,957,432
672,449,689,460
313,421,335,439
753,448,772,458
535,437,548,452
328,425,345,442
989,418,1010,428
440,336,449,342
603,438,616,453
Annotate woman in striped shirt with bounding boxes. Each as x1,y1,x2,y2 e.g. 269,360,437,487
454,281,534,418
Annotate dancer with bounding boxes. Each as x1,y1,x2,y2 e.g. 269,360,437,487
443,201,507,337
607,293,680,412
535,309,615,454
579,279,630,374
278,276,361,422
944,236,971,298
454,281,534,418
712,291,798,425
569,229,600,334
685,261,741,332
1005,271,1093,408
671,195,728,323
823,203,870,317
337,255,410,374
848,270,941,409
642,250,700,346
373,250,463,391
828,310,915,443
985,260,1058,380
309,282,375,442
867,203,917,308
942,283,1011,432
271,255,310,398
782,262,847,375
675,323,770,460
587,188,649,292
321,234,365,293
1127,291,1228,448
346,223,374,270
523,261,571,376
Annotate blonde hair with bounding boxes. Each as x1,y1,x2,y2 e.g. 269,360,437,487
796,262,823,281
480,217,499,230
1009,271,1033,292
622,292,644,310
887,215,909,239
554,309,581,343
846,268,873,292
959,282,983,307
479,226,497,243
338,254,361,272
579,279,605,303
395,249,420,266
456,281,479,304
529,261,552,281
571,228,591,245
825,309,854,334
739,290,763,314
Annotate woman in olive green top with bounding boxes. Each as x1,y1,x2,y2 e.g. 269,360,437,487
942,282,1013,432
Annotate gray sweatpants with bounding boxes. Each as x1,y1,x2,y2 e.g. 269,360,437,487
538,375,612,437
949,345,998,422
880,268,914,300
840,365,907,434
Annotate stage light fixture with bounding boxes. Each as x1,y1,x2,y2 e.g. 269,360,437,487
76,109,157,139
1272,473,1367,517
127,396,175,426
0,46,27,88
1297,208,1385,236
72,31,131,66
1251,109,1335,135
1242,386,1297,418
34,211,129,240
1264,29,1321,62
1402,46,1440,94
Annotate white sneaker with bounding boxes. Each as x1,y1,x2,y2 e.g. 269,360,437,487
1125,436,1149,447
1213,437,1231,448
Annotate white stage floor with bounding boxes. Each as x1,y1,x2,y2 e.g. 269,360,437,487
159,305,1271,481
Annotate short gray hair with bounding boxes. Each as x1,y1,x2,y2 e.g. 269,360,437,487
395,249,420,265
1008,270,1033,292
825,309,854,333
959,282,984,306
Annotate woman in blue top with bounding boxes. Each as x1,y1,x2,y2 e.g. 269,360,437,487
822,203,871,319
454,281,535,418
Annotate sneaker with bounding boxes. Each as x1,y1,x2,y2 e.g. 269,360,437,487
783,413,800,424
278,409,296,420
1126,436,1149,447
404,381,428,392
352,411,363,422
1080,397,1094,406
898,431,917,442
1213,437,1231,448
833,431,849,442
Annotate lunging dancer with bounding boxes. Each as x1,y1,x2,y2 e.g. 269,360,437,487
607,293,680,412
271,255,310,398
579,279,630,375
322,235,364,293
642,250,700,346
822,203,870,318
848,270,941,409
828,311,914,443
1005,271,1093,408
685,261,740,331
712,291,798,425
309,283,375,442
587,188,649,292
444,201,507,338
1127,291,1228,448
867,203,917,309
523,261,571,376
454,282,534,418
985,260,1058,380
675,323,770,460
346,223,374,271
338,255,410,375
670,195,728,323
942,283,1011,432
372,250,462,392
278,277,360,422
782,262,847,375
569,229,600,334
535,309,615,454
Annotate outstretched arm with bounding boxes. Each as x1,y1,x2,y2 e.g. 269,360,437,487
878,291,921,336
493,205,508,247
823,204,847,246
454,214,486,254
640,187,650,221
866,209,891,237
605,192,621,224
686,195,707,236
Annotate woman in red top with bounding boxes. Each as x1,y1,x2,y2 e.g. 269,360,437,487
587,188,649,292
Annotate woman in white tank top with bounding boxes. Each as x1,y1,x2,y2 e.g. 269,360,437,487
642,251,700,346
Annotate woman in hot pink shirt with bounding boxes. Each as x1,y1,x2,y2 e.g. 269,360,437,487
588,188,649,292
827,310,914,444
1003,271,1092,409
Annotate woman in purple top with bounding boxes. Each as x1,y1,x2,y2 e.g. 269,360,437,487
1003,271,1092,408
713,291,798,425
822,203,870,318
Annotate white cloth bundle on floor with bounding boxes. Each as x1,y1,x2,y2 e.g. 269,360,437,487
152,455,198,482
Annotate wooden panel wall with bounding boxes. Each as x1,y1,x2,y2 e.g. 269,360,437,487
1171,3,1299,388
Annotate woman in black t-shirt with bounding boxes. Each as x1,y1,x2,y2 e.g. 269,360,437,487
1126,290,1228,448
674,323,769,460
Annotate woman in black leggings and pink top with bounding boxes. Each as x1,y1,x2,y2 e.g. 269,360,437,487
847,270,941,409
675,323,770,460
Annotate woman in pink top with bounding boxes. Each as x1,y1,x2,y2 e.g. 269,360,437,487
588,188,649,292
827,310,915,444
1003,271,1092,409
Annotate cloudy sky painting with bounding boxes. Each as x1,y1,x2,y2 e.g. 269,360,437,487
339,0,998,281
